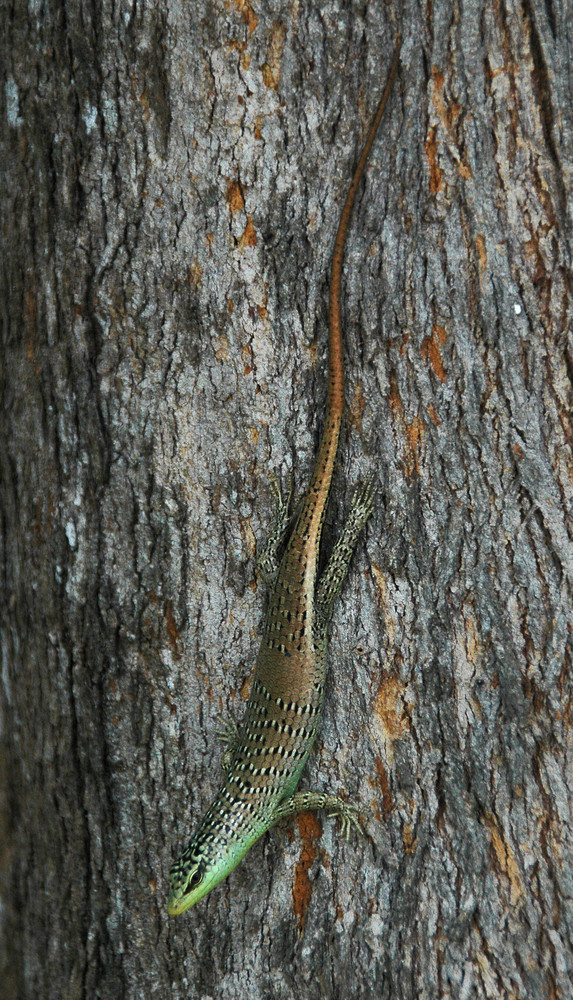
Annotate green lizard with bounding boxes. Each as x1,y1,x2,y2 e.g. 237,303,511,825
168,40,401,915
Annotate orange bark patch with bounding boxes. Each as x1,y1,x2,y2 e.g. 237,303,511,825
227,178,245,215
458,159,472,180
189,258,203,288
228,39,251,72
428,404,441,426
387,373,425,480
421,324,447,382
388,377,403,417
214,334,230,362
261,22,286,90
405,417,425,477
428,66,472,183
239,216,258,249
485,813,524,906
293,811,322,931
425,124,443,195
233,0,258,34
402,821,417,854
523,236,547,287
348,382,366,430
465,615,480,666
370,561,386,609
373,674,409,740
433,67,445,93
476,233,487,275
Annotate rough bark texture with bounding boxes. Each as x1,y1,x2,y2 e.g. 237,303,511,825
1,1,572,998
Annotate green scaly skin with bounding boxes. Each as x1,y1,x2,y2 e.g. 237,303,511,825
168,40,401,915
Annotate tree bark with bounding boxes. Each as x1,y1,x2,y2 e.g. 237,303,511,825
2,1,572,998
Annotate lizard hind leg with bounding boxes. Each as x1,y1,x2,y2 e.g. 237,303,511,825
256,471,294,587
316,476,376,625
271,790,364,841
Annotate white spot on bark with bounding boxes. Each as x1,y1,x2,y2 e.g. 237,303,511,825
5,78,23,128
82,104,98,133
65,520,77,549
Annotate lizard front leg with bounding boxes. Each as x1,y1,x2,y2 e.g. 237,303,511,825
271,790,364,841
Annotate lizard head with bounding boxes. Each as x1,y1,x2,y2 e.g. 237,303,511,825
167,793,265,914
167,824,252,914
167,847,215,914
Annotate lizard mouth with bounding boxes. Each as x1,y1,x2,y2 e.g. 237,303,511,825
167,892,193,917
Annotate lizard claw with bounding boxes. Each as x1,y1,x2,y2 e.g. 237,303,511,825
327,802,365,841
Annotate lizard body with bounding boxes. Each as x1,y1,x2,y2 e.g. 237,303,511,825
168,40,401,915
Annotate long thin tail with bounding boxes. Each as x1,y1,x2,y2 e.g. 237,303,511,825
301,37,402,543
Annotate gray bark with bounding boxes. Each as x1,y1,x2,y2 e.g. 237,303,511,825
1,1,572,998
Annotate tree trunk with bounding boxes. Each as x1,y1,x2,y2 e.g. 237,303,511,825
2,1,572,998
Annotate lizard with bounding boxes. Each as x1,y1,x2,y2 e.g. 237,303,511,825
168,38,401,915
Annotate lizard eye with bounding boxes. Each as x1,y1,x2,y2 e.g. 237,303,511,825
189,868,203,889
